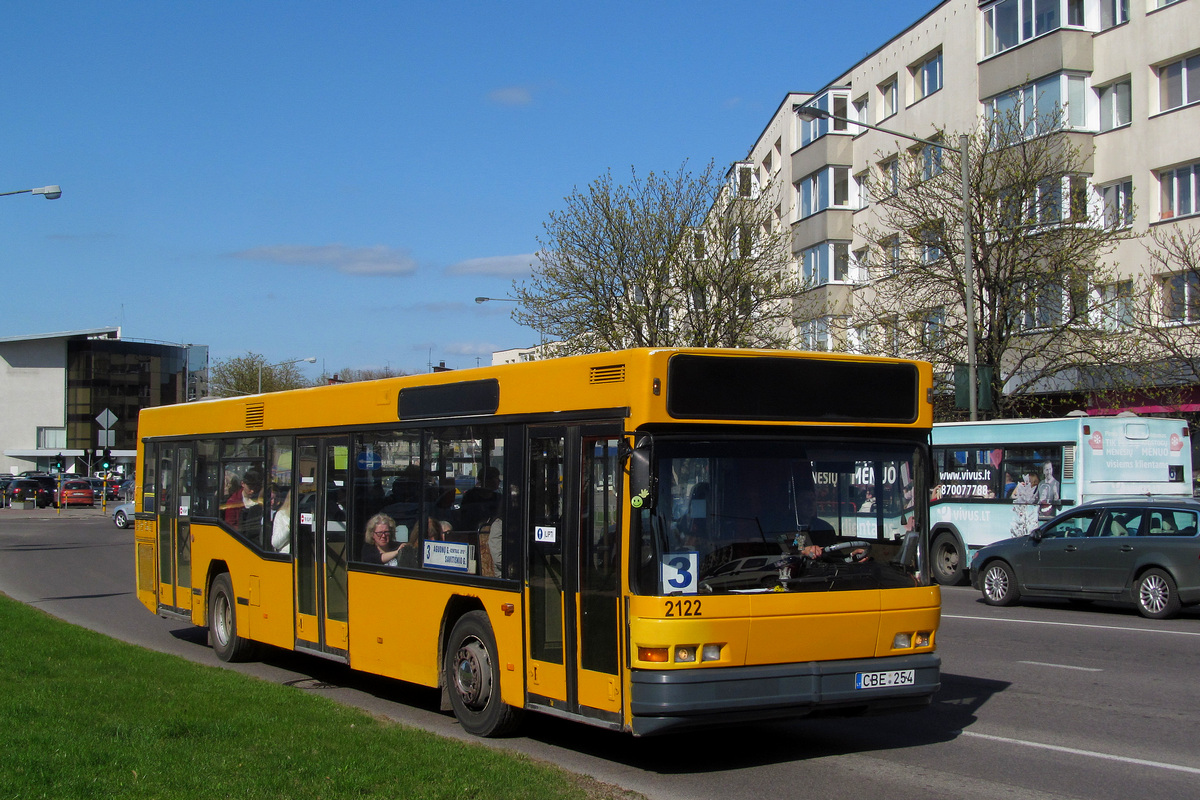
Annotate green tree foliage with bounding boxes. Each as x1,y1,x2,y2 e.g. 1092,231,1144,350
208,353,313,397
512,161,801,354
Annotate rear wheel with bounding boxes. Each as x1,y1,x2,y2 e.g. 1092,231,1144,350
932,532,966,585
208,573,258,662
981,561,1020,606
444,611,522,737
1135,569,1180,619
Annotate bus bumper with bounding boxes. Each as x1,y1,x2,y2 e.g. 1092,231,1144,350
629,652,940,736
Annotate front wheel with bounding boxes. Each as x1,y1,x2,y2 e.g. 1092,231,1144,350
113,510,129,529
209,573,258,662
932,532,966,585
981,561,1020,606
444,611,522,737
1135,569,1181,619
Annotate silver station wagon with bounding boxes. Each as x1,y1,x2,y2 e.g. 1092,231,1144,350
970,496,1200,619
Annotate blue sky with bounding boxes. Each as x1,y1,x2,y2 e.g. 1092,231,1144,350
2,1,937,378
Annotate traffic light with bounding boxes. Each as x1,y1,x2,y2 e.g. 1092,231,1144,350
54,453,63,471
101,448,111,470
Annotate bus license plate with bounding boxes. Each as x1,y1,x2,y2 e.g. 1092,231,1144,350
855,669,915,690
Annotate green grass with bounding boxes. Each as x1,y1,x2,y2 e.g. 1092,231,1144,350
0,594,633,800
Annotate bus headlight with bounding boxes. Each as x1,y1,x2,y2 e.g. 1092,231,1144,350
701,644,722,662
892,632,912,649
675,646,697,663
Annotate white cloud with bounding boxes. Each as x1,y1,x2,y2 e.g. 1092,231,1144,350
445,253,538,276
488,86,534,106
230,244,418,275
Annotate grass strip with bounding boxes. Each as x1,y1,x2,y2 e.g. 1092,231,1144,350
0,593,632,800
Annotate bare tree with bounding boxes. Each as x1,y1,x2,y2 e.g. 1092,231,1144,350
839,112,1137,418
512,161,802,354
209,353,313,397
318,366,409,384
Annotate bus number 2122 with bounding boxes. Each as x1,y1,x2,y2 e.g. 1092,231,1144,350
664,599,702,617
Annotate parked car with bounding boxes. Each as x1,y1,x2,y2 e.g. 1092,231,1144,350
57,479,96,507
111,501,135,529
970,496,1200,619
117,478,135,500
6,479,53,507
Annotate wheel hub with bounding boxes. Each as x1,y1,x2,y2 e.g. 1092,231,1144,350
454,638,492,709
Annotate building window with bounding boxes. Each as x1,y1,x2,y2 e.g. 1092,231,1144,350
983,0,1085,57
854,171,871,209
912,50,943,103
1018,284,1064,330
802,241,852,286
921,142,943,180
987,73,1088,140
799,318,832,351
919,226,942,264
691,230,705,259
735,163,756,198
1159,54,1200,113
921,307,946,349
1163,272,1200,323
1097,79,1132,131
1156,0,1185,8
1100,180,1133,228
883,235,902,274
1160,161,1200,220
798,166,851,219
853,94,869,130
798,90,850,147
879,157,900,196
880,77,897,119
38,427,67,450
1100,281,1133,330
1100,0,1129,29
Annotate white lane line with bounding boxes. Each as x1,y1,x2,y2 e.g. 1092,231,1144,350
1017,660,1102,672
942,614,1200,637
959,730,1200,776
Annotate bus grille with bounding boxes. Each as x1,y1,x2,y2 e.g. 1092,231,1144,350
245,402,265,428
590,364,626,384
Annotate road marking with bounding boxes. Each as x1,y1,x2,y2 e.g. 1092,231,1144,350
1017,660,1102,672
942,614,1200,637
960,730,1200,776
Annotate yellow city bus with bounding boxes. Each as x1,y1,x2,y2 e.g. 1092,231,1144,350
133,348,940,736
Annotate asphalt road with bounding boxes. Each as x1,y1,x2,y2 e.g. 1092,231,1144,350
3,509,1199,800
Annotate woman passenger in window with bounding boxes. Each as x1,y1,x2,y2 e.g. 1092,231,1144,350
238,468,265,543
361,513,411,567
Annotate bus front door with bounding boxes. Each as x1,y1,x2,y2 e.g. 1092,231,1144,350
525,427,623,726
155,443,194,615
294,435,350,659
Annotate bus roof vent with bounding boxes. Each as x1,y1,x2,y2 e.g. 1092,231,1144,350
245,402,265,429
590,364,626,384
1062,444,1076,480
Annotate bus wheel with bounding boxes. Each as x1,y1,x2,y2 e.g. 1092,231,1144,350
1135,569,1181,619
932,533,965,585
444,611,522,737
208,573,257,662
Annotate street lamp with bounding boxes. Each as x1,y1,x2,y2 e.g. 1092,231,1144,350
258,356,316,394
794,105,977,420
1,185,62,200
475,296,518,304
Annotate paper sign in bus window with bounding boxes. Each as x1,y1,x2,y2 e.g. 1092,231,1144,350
661,552,699,595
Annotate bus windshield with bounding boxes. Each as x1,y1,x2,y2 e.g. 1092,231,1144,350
634,438,926,595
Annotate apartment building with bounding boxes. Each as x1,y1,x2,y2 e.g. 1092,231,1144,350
736,0,1200,412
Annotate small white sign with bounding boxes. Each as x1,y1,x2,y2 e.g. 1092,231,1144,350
423,540,474,572
661,552,699,594
534,525,557,543
299,512,314,526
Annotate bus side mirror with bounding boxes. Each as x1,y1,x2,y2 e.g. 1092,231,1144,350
628,441,655,510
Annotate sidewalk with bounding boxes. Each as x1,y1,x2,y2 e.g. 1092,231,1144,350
0,503,116,521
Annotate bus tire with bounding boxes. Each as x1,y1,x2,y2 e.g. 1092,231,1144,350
208,573,257,662
932,532,966,585
1135,569,1180,619
444,611,522,737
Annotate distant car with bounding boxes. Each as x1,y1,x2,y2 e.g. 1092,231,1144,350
112,501,135,529
57,479,96,507
117,478,135,500
970,496,1200,619
6,479,53,507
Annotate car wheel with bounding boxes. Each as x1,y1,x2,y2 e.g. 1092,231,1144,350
981,561,1020,606
114,510,129,529
444,610,522,737
932,532,966,585
208,573,258,662
1135,569,1181,620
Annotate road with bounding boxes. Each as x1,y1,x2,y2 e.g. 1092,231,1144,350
2,510,1199,800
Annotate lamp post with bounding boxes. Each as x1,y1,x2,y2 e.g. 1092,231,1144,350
474,296,518,304
258,356,316,394
793,105,977,420
1,185,62,199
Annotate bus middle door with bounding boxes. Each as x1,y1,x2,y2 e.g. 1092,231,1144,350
294,435,350,659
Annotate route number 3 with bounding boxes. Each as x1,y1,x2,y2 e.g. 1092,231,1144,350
661,552,699,596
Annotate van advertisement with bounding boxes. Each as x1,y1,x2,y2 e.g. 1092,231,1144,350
1083,426,1187,484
